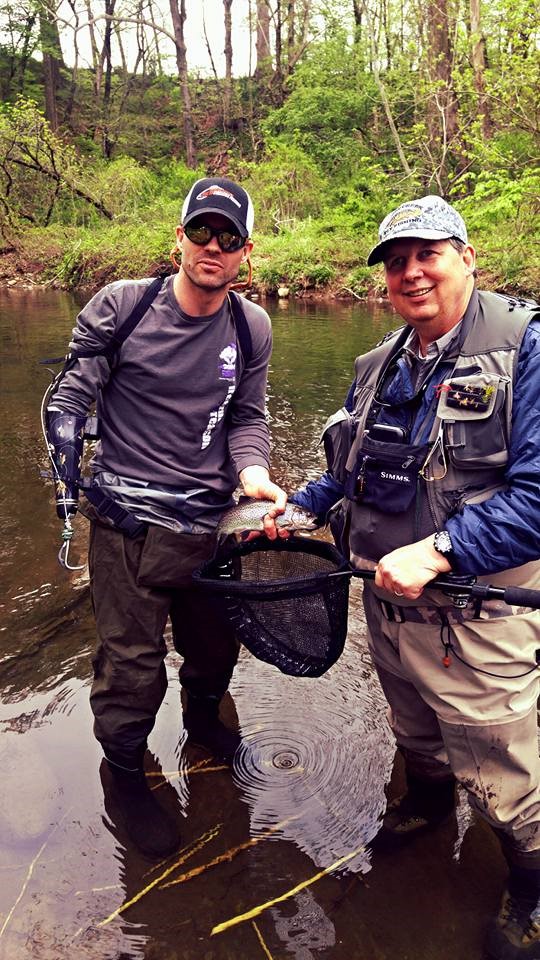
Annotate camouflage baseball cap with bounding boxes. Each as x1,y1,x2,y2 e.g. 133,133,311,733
367,195,468,266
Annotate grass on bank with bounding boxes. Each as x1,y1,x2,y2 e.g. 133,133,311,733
3,169,540,300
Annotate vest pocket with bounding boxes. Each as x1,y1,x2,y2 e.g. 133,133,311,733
437,374,509,468
344,436,430,514
320,406,355,484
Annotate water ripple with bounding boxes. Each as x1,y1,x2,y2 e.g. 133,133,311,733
232,612,394,876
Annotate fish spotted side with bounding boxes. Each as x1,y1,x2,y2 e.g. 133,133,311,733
216,499,319,539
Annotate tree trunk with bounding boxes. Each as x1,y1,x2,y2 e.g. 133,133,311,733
64,0,80,124
84,0,100,91
147,0,164,75
285,0,311,78
101,0,115,158
274,0,283,98
223,0,233,126
470,0,492,139
424,0,459,189
361,3,412,179
254,0,272,79
38,3,65,131
168,0,196,167
287,0,295,66
352,0,363,40
17,13,37,94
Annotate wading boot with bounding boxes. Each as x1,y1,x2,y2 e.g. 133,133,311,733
380,770,456,839
183,693,241,763
485,867,540,959
101,751,181,860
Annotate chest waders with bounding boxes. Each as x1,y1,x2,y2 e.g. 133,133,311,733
41,279,254,568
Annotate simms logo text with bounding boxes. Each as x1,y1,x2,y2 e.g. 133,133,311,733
381,471,411,483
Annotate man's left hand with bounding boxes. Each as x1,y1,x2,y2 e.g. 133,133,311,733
239,466,287,540
375,535,452,599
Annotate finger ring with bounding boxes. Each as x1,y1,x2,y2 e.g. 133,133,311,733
394,590,404,597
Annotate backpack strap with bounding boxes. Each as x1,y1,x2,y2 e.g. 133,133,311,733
228,290,253,366
45,279,253,410
73,275,165,363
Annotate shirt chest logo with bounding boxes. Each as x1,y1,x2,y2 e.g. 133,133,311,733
219,342,237,380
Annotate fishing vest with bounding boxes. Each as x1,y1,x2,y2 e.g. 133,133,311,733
325,290,538,573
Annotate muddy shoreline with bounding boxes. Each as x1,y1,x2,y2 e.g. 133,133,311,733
1,252,527,305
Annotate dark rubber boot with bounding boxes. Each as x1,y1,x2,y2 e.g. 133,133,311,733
101,752,181,860
485,867,540,959
183,694,241,763
380,770,456,838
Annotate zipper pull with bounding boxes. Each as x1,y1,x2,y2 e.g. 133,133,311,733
355,456,369,496
402,455,415,469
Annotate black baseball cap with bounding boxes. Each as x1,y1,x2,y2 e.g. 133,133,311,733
181,177,254,237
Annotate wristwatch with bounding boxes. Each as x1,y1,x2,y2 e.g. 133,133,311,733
433,530,456,567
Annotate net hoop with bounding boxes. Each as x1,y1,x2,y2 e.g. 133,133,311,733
193,536,352,677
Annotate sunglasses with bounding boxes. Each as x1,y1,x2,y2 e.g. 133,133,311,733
184,223,247,252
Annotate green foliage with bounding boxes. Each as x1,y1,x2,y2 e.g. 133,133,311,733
91,157,157,218
347,266,373,297
50,218,173,287
0,97,115,227
255,219,342,293
331,159,406,231
454,167,540,234
255,216,366,295
232,144,327,233
1,7,539,301
146,158,206,209
452,168,540,298
262,34,379,180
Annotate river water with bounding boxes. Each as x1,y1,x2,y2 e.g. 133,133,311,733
0,286,506,960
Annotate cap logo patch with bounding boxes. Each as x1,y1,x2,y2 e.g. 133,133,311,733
385,206,422,230
196,185,241,208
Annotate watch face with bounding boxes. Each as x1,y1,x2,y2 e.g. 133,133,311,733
435,531,453,555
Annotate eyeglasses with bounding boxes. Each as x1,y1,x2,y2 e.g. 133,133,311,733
184,223,247,252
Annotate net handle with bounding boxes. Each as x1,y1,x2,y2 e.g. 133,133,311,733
332,567,540,610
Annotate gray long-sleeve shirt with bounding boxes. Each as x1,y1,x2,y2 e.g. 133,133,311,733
52,276,272,531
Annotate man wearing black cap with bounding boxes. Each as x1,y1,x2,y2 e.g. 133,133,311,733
291,196,540,959
47,176,286,857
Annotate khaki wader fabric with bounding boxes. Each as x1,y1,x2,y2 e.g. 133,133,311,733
88,517,239,758
363,586,540,864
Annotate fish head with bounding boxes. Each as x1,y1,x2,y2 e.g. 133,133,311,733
277,505,319,531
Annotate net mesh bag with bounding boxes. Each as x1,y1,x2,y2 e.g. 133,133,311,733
193,537,351,677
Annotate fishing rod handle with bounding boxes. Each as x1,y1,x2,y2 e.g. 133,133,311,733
347,569,540,610
480,584,540,610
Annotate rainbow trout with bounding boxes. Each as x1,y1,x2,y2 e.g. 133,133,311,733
216,499,319,539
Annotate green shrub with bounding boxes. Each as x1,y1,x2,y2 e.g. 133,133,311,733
232,144,327,234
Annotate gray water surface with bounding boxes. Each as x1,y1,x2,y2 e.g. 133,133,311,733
0,287,505,960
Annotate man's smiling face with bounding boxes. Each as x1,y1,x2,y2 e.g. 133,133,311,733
383,237,476,344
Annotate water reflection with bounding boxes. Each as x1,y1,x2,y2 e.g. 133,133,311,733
232,586,394,876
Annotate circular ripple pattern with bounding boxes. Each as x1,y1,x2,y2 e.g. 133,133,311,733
272,751,300,769
232,597,395,874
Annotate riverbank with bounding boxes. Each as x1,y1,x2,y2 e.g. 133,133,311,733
1,211,539,302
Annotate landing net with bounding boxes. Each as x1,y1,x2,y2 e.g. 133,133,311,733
193,537,350,677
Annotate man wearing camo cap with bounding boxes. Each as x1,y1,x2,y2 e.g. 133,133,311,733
291,195,540,959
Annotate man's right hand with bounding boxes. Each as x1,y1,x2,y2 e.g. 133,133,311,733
238,465,288,540
375,535,452,599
